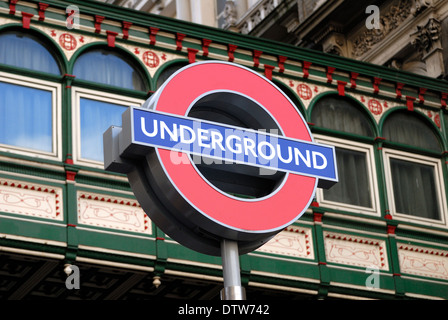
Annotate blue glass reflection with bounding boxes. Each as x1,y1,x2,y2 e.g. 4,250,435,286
74,49,145,91
80,98,126,162
0,81,53,153
0,32,60,74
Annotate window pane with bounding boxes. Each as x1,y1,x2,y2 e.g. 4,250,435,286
0,31,60,74
311,95,374,137
0,81,53,153
74,49,145,91
390,158,440,220
80,98,126,162
323,147,372,208
383,111,440,151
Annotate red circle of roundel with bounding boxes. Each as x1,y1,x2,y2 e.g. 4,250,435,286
153,62,317,233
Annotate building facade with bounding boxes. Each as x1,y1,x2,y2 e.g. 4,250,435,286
103,0,448,80
0,0,448,300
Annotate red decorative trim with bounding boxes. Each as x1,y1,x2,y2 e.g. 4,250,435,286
9,0,18,15
318,261,327,265
227,44,237,62
350,72,358,89
253,50,262,68
284,226,307,234
384,213,392,220
326,66,335,84
0,180,58,197
64,153,74,164
393,273,401,277
156,237,165,241
63,74,76,88
278,56,287,73
38,3,49,21
106,30,118,47
387,225,396,235
201,38,212,56
406,96,416,111
395,82,404,99
399,245,448,257
313,212,323,222
187,48,198,63
373,77,381,94
337,80,347,96
122,21,132,39
149,27,159,45
66,171,77,181
175,32,186,51
264,64,274,80
94,15,105,34
21,12,34,29
79,193,141,207
67,224,77,228
441,93,447,109
310,201,319,207
325,233,382,248
302,61,312,79
418,87,427,104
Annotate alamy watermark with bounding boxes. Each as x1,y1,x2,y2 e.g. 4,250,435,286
365,5,380,30
64,264,80,290
365,265,380,290
66,5,80,30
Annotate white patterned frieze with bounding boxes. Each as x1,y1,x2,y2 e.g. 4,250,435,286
0,177,63,221
256,226,314,260
398,244,448,280
324,232,389,270
77,191,151,234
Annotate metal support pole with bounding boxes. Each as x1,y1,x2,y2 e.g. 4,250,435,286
220,239,246,300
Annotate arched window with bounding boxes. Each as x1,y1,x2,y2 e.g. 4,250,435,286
0,30,61,158
73,48,145,91
312,95,374,137
382,110,446,223
71,47,146,165
311,94,379,215
0,30,60,74
383,110,440,151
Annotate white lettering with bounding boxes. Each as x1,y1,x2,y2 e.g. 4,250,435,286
257,141,275,161
226,135,242,154
210,130,225,152
197,128,210,148
277,144,292,163
160,121,178,141
294,149,311,167
179,125,195,144
141,117,158,137
243,137,257,159
312,151,327,170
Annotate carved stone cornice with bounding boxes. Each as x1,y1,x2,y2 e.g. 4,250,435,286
410,17,441,54
351,0,412,58
411,0,433,16
222,0,237,29
235,0,281,34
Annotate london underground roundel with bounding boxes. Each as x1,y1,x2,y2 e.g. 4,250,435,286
104,61,337,256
